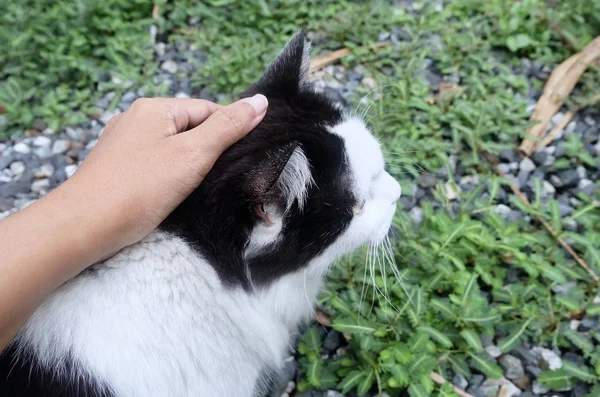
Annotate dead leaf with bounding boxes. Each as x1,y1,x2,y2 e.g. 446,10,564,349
519,36,600,157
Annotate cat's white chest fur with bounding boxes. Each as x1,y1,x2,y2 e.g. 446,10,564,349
18,231,323,397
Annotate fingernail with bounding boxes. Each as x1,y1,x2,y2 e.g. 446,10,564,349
241,94,268,114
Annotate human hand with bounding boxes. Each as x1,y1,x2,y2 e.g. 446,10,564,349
63,95,268,256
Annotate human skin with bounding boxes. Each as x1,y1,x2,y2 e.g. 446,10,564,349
0,95,268,350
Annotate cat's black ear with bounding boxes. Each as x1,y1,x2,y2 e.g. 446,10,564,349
246,31,312,96
245,142,312,211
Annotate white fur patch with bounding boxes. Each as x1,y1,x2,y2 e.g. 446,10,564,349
278,147,312,211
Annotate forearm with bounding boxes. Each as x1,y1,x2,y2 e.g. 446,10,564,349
0,179,118,349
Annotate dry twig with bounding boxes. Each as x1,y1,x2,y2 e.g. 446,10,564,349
519,36,600,157
309,42,391,73
430,372,474,397
481,151,599,283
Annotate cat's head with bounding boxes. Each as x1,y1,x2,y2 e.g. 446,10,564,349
164,31,400,287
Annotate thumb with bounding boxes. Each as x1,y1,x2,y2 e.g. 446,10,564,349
175,94,268,157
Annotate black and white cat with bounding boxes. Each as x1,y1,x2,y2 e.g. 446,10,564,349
0,31,401,397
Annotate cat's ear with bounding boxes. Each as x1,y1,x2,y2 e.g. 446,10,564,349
249,30,312,95
245,142,312,217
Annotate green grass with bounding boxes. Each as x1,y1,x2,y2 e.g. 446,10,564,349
2,0,600,395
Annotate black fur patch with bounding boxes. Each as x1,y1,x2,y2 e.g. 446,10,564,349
0,344,114,397
161,31,357,287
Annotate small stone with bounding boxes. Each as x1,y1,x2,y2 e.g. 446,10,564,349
513,375,530,390
500,150,518,163
453,374,468,390
557,169,579,187
0,198,14,212
322,331,341,352
52,140,72,155
532,381,549,395
494,204,511,218
409,207,424,224
484,345,502,359
175,92,190,99
34,145,52,159
361,77,376,89
121,91,137,105
584,115,596,126
418,173,437,188
559,204,573,217
13,142,31,154
531,347,562,370
35,164,54,178
31,178,50,193
580,316,599,330
481,377,521,397
549,175,563,188
519,158,536,172
100,110,120,125
498,163,511,174
542,180,555,196
86,139,98,150
33,136,51,147
65,127,83,141
460,174,479,186
0,181,30,197
65,165,78,178
444,182,460,200
161,59,178,74
578,179,594,195
0,169,12,183
499,354,525,380
378,32,391,41
9,161,25,176
326,391,344,397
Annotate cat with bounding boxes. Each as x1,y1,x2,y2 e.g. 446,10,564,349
0,31,401,397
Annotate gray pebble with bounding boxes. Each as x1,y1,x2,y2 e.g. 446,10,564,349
418,173,437,188
322,331,341,353
9,161,25,176
409,207,424,224
65,165,78,178
584,115,596,126
532,380,549,395
65,127,84,141
484,345,502,358
13,142,31,154
161,59,178,74
519,157,536,172
33,136,52,147
578,179,594,195
453,374,468,390
557,169,579,187
542,180,555,196
52,140,71,155
31,179,50,193
531,347,562,370
100,110,120,125
500,150,518,163
0,198,14,212
499,354,525,379
559,204,573,217
549,175,563,188
35,164,55,178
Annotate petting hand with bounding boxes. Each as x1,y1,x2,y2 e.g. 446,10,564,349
67,95,268,254
0,95,267,348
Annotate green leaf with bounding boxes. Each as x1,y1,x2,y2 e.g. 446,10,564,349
498,317,534,353
538,369,572,390
357,369,375,396
448,355,472,378
468,353,503,379
339,370,366,395
307,359,322,387
332,317,377,334
555,295,581,312
419,326,453,348
408,384,430,397
301,327,321,353
562,361,596,383
459,330,483,353
506,33,533,52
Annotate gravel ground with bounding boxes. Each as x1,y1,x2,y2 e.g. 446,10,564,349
1,22,598,397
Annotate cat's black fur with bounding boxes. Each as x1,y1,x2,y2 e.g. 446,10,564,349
1,31,357,396
162,31,357,287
